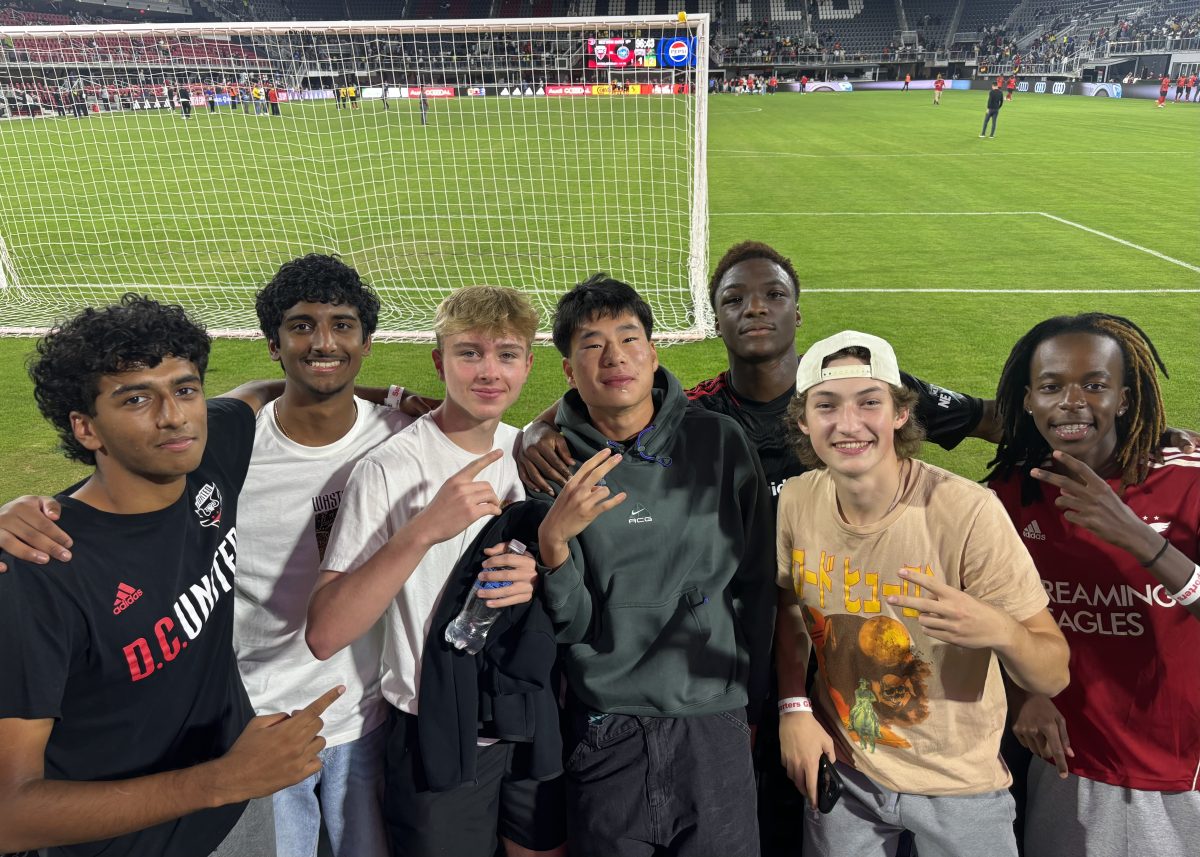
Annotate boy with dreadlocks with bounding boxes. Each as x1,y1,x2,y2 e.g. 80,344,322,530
987,313,1200,857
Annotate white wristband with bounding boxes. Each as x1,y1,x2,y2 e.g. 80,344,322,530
1171,564,1200,606
778,696,813,715
384,384,406,409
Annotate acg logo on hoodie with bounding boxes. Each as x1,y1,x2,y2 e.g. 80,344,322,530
628,503,654,525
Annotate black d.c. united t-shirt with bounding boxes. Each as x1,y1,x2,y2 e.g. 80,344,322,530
0,397,256,857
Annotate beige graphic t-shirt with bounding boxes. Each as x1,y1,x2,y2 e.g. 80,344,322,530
776,460,1048,796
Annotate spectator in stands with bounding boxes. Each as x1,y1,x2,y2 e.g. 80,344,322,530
981,81,1003,138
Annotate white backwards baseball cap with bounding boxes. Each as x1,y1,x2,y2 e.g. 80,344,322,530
795,330,902,395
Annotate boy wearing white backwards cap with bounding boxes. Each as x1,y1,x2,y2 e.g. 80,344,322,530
773,331,1069,857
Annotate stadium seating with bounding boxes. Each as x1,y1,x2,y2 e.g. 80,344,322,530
956,0,1020,36
902,0,952,48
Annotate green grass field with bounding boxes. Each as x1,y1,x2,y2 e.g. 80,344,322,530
0,89,1197,499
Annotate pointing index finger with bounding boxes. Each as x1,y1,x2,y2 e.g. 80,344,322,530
897,568,947,596
1047,450,1096,485
301,685,346,719
456,449,504,482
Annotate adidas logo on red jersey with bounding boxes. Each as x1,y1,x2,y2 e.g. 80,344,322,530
113,582,144,615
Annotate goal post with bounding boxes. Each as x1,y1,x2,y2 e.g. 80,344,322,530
0,15,712,341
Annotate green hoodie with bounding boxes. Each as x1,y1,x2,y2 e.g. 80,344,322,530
537,368,775,717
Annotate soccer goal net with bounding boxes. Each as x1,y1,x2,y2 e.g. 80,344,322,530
0,14,711,341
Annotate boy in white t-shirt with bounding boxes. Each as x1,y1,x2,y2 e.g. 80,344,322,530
238,254,416,857
774,330,1069,857
307,286,567,857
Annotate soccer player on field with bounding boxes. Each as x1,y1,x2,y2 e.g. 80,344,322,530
981,80,1003,137
902,73,911,91
179,83,192,120
1006,75,1016,101
986,313,1200,857
348,84,358,108
1156,74,1170,107
933,74,944,105
1188,73,1197,101
380,80,390,110
1175,73,1186,102
307,286,567,857
419,85,429,125
0,295,343,856
774,330,1068,857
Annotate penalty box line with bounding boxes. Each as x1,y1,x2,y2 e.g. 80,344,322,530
711,211,1200,277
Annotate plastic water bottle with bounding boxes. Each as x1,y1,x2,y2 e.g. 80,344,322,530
444,539,526,654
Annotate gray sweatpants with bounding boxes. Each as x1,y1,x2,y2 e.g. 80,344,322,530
1024,757,1200,857
803,762,1016,857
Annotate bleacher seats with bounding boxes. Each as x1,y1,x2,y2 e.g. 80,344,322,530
956,0,1019,36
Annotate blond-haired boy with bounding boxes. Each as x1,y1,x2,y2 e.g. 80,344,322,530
307,286,566,857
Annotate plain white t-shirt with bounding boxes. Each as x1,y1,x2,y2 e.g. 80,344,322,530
320,414,524,715
235,397,412,746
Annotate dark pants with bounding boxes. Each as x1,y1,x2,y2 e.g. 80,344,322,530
383,709,566,857
270,102,280,115
563,707,759,857
982,108,999,136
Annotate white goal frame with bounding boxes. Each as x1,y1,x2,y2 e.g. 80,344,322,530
0,15,712,341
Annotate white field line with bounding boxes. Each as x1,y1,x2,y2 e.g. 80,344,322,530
711,210,1039,216
1037,213,1200,275
709,149,1172,158
804,288,1200,294
713,210,1200,276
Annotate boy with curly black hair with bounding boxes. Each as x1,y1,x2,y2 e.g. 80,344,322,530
0,294,342,857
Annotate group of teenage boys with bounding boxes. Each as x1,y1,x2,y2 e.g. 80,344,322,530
0,243,1196,857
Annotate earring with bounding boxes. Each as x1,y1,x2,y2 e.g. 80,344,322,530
1118,408,1127,416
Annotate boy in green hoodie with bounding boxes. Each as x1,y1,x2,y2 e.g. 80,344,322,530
535,274,774,857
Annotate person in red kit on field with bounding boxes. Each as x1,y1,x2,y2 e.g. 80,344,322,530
1006,75,1017,101
933,73,944,105
1174,73,1186,102
1156,74,1170,107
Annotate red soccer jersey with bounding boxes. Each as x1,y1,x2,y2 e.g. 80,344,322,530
1007,78,1016,90
934,78,944,91
1178,76,1187,87
991,450,1200,791
1190,76,1197,87
1161,76,1171,92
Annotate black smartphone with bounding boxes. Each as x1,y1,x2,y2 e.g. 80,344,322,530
816,755,843,814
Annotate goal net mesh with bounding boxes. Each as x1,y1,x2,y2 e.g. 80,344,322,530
0,15,710,341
